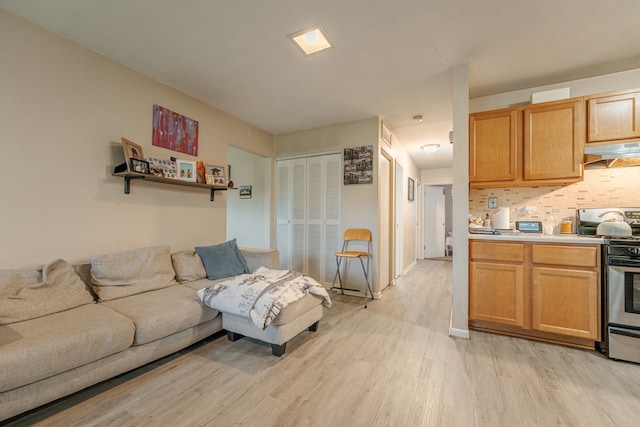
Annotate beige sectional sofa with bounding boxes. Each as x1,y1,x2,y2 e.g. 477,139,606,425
0,244,323,422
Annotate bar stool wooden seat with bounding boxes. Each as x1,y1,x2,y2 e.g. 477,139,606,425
331,228,373,308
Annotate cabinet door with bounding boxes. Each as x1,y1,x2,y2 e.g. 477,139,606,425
531,267,599,340
523,100,583,181
469,261,524,327
588,91,640,143
469,109,518,182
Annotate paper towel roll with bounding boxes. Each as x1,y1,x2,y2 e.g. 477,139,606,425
493,207,510,229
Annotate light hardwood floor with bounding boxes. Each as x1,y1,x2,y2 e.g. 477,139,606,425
6,260,640,426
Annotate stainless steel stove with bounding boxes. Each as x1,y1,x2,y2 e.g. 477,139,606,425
577,208,640,236
578,208,640,363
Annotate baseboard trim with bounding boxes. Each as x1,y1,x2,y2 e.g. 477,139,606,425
449,327,470,339
403,260,417,275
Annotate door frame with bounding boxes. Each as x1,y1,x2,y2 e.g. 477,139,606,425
395,162,403,279
379,149,395,291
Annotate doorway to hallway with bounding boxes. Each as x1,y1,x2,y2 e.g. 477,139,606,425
423,185,452,259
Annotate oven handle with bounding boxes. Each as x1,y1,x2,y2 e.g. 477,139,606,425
608,257,640,267
610,328,640,339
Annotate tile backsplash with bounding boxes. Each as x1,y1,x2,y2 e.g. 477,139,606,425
469,167,640,228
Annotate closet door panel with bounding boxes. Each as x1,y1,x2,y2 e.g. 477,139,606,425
275,161,291,269
276,154,341,283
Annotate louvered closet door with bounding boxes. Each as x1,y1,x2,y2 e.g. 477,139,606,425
275,158,306,271
276,154,340,283
305,154,341,284
275,160,291,269
290,159,306,272
323,155,341,283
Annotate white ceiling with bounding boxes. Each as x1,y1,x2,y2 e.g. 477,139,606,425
3,0,640,169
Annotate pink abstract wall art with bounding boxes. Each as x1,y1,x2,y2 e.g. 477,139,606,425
152,104,199,156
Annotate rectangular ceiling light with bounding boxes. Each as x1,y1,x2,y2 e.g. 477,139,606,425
288,25,333,56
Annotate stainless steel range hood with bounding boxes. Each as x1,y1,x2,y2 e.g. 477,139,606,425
584,141,640,168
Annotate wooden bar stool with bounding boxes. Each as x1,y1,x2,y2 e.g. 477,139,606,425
331,228,373,308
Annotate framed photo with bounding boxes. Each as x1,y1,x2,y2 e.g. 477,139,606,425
239,185,252,199
343,145,373,185
148,157,176,178
121,138,145,171
408,177,415,201
206,165,226,187
131,158,150,174
176,159,196,182
195,161,206,183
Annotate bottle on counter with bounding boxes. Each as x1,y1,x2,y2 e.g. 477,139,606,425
483,213,491,227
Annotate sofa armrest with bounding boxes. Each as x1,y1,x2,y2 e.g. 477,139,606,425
239,247,279,272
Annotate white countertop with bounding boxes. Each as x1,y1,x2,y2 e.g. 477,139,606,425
468,232,604,244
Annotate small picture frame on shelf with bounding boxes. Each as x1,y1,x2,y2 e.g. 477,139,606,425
148,157,176,178
206,165,226,187
239,185,252,199
121,138,145,171
131,158,150,174
176,159,196,182
196,161,206,183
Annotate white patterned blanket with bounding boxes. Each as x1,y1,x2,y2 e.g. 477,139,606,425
197,266,332,330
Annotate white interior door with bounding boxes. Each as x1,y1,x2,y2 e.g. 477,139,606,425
424,185,446,258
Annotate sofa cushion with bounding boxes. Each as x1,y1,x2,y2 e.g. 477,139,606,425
100,285,219,346
0,259,95,325
90,246,176,301
171,250,207,283
0,304,135,392
180,277,225,291
195,239,250,280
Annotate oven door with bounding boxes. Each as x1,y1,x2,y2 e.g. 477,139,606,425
608,261,640,327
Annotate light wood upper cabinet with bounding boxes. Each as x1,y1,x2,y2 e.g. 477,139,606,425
587,90,640,143
469,109,518,182
469,97,584,188
523,100,583,181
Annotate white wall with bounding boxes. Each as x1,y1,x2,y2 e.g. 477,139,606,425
470,68,640,112
421,168,454,185
275,118,382,291
226,146,271,249
275,117,422,292
0,9,274,268
388,131,421,274
451,63,470,339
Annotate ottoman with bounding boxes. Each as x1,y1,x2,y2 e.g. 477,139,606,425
222,294,324,356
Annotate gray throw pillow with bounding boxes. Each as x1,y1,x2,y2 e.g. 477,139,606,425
195,239,250,280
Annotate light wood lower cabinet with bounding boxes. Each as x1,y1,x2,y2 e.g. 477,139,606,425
469,240,601,348
470,261,524,327
531,267,599,339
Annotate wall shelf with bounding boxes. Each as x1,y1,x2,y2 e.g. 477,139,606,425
113,171,227,201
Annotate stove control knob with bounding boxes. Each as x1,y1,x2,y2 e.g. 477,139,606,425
633,247,640,256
